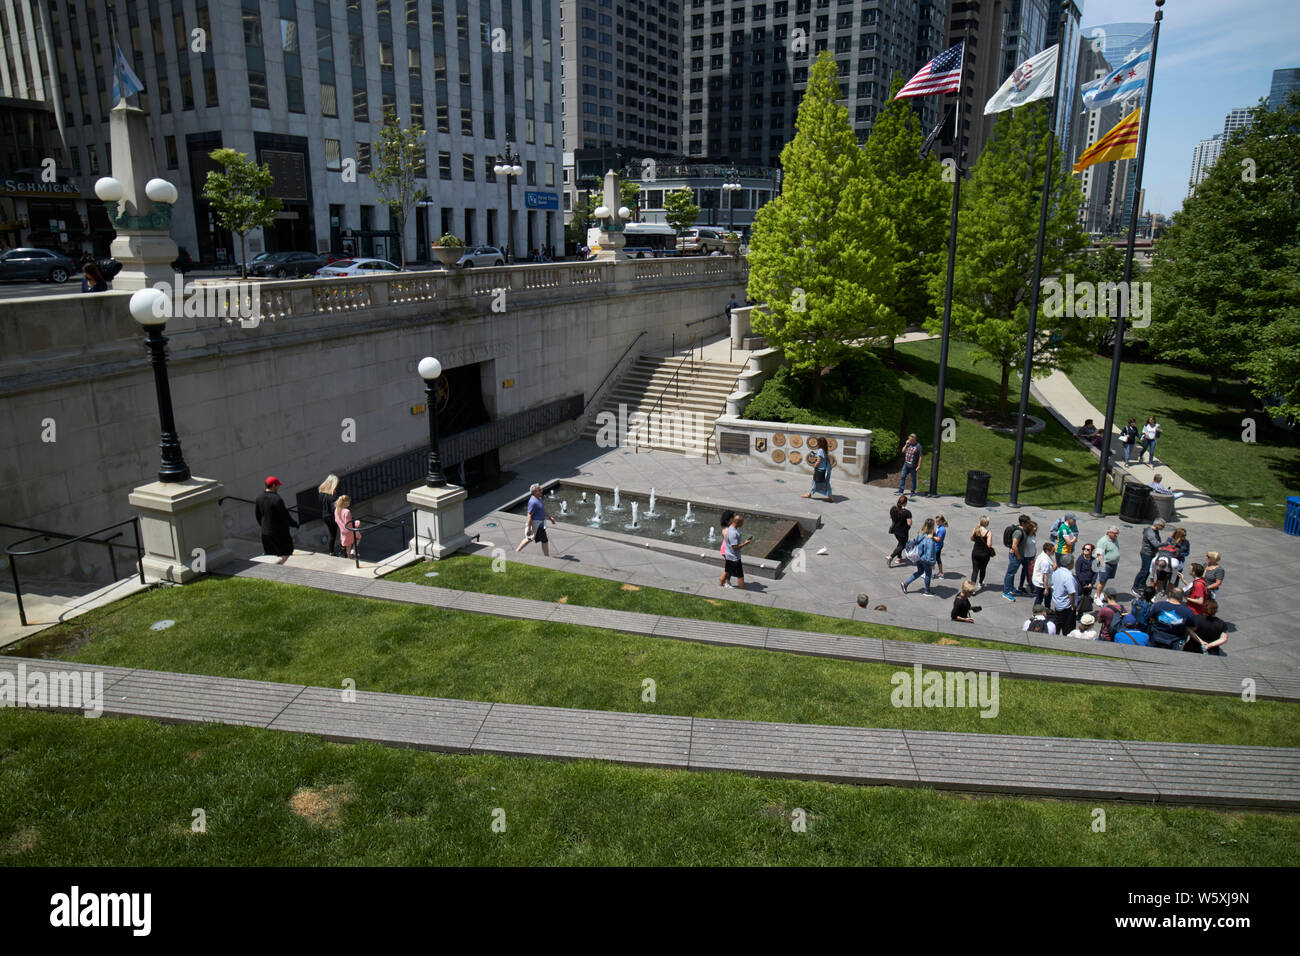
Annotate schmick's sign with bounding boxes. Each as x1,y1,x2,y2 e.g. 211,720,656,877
0,178,81,197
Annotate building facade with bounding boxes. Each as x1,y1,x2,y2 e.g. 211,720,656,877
1221,106,1254,141
1187,134,1223,197
680,0,946,167
559,0,682,156
1,0,565,265
1269,66,1300,106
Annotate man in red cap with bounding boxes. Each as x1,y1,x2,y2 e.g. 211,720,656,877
255,476,298,564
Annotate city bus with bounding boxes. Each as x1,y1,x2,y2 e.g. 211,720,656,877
586,223,679,259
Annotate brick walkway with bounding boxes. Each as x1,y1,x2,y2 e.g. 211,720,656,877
6,657,1296,809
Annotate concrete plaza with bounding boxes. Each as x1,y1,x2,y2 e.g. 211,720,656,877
463,439,1300,674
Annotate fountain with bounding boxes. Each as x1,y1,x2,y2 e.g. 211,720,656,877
581,491,588,503
644,487,659,518
560,501,568,516
624,501,640,531
608,485,624,512
683,502,695,523
707,526,716,543
588,494,604,526
667,518,681,537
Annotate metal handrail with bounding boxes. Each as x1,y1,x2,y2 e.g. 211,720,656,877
218,494,303,516
636,335,703,453
342,508,416,570
5,516,145,626
588,329,648,414
708,362,750,465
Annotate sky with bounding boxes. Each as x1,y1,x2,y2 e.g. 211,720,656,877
1077,0,1299,216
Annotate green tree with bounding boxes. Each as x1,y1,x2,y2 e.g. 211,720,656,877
1076,241,1128,352
1146,93,1299,395
663,187,700,237
201,148,282,279
747,52,898,401
927,101,1089,416
371,109,429,269
564,188,599,246
620,176,641,222
862,73,949,338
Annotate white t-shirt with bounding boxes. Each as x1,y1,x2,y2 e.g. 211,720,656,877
1032,552,1054,588
1143,423,1160,441
1067,627,1099,640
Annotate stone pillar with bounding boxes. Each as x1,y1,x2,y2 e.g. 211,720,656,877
107,103,179,291
128,478,235,583
407,484,471,559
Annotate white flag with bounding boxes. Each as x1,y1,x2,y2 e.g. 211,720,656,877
984,45,1059,114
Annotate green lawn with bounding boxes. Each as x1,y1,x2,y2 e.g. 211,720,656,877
2,708,1295,866
8,577,1297,747
891,340,1119,511
1068,356,1300,528
387,553,1084,657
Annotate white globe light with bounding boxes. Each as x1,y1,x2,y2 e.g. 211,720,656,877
94,177,124,202
493,164,505,175
511,164,523,176
145,178,179,204
418,356,442,380
129,287,171,326
594,206,610,219
617,206,631,219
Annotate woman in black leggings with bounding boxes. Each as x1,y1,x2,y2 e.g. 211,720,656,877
969,515,992,589
887,495,913,567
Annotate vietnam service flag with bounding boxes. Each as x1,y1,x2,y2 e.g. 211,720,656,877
1072,107,1141,173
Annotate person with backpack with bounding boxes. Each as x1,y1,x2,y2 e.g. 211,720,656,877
901,517,939,595
1052,513,1080,561
1001,514,1031,602
886,495,913,567
933,513,948,576
1130,586,1157,634
1184,563,1210,616
897,434,922,495
1131,518,1165,594
801,436,834,502
1147,587,1196,650
1022,604,1057,635
1096,591,1124,642
969,516,994,589
1119,418,1140,464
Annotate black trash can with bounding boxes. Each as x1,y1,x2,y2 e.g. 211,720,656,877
1120,482,1151,524
964,470,991,507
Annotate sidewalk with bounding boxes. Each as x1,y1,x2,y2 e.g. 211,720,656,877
1032,369,1250,527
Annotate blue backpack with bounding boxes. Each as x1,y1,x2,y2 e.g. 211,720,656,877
1114,629,1150,646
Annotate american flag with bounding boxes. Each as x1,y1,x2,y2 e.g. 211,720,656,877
894,42,964,99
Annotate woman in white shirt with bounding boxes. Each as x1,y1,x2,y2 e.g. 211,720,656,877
1141,416,1161,464
1031,541,1055,608
1067,612,1099,640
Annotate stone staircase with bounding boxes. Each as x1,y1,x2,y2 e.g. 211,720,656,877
581,353,747,454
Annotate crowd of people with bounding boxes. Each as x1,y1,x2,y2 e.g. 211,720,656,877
888,500,1230,655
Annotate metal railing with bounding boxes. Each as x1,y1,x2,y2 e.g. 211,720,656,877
349,508,416,572
4,517,145,626
588,329,648,414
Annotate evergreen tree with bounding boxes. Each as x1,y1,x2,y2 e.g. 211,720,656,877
1147,93,1300,396
862,74,949,334
747,52,898,401
927,101,1089,416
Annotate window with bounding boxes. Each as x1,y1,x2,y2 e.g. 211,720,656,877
325,139,342,171
463,153,476,179
357,142,371,173
527,160,536,185
321,83,338,116
545,162,554,186
164,135,178,169
440,151,452,179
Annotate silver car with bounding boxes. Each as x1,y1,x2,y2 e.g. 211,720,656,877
0,247,78,283
455,245,506,268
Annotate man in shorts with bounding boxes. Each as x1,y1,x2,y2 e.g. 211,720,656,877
516,483,550,557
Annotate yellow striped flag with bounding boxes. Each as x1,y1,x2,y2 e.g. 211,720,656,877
1072,107,1141,173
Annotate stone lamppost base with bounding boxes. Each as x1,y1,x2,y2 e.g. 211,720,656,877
593,230,626,262
128,477,235,583
407,484,471,559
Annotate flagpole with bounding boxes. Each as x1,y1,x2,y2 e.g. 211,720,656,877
928,40,964,497
1091,0,1164,518
1008,4,1069,508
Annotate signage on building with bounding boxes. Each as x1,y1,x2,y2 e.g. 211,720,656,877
524,191,559,210
0,178,81,197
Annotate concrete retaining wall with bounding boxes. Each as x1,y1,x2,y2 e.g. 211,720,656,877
713,416,873,485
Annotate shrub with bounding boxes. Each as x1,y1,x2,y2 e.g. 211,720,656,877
743,352,903,464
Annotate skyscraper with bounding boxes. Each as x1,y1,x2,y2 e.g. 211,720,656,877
1268,66,1300,105
1222,106,1255,141
1187,134,1223,197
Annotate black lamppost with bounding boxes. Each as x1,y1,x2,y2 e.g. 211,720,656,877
418,356,446,487
129,288,191,483
493,142,523,263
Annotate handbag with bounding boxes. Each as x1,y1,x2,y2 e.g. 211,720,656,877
902,536,922,564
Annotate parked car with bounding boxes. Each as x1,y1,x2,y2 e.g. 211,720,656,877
0,247,78,283
454,245,506,268
245,251,327,278
314,258,402,278
676,227,725,255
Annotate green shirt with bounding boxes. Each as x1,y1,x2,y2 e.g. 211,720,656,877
1095,534,1120,565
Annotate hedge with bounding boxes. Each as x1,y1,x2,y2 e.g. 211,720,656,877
743,352,903,464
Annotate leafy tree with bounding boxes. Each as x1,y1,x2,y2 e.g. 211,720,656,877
1076,241,1128,352
927,101,1090,416
371,109,429,269
747,52,898,401
202,148,281,279
862,74,949,337
564,191,599,246
663,187,701,236
620,176,641,222
1146,92,1300,396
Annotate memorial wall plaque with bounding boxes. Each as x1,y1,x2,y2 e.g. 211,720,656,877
718,432,750,455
